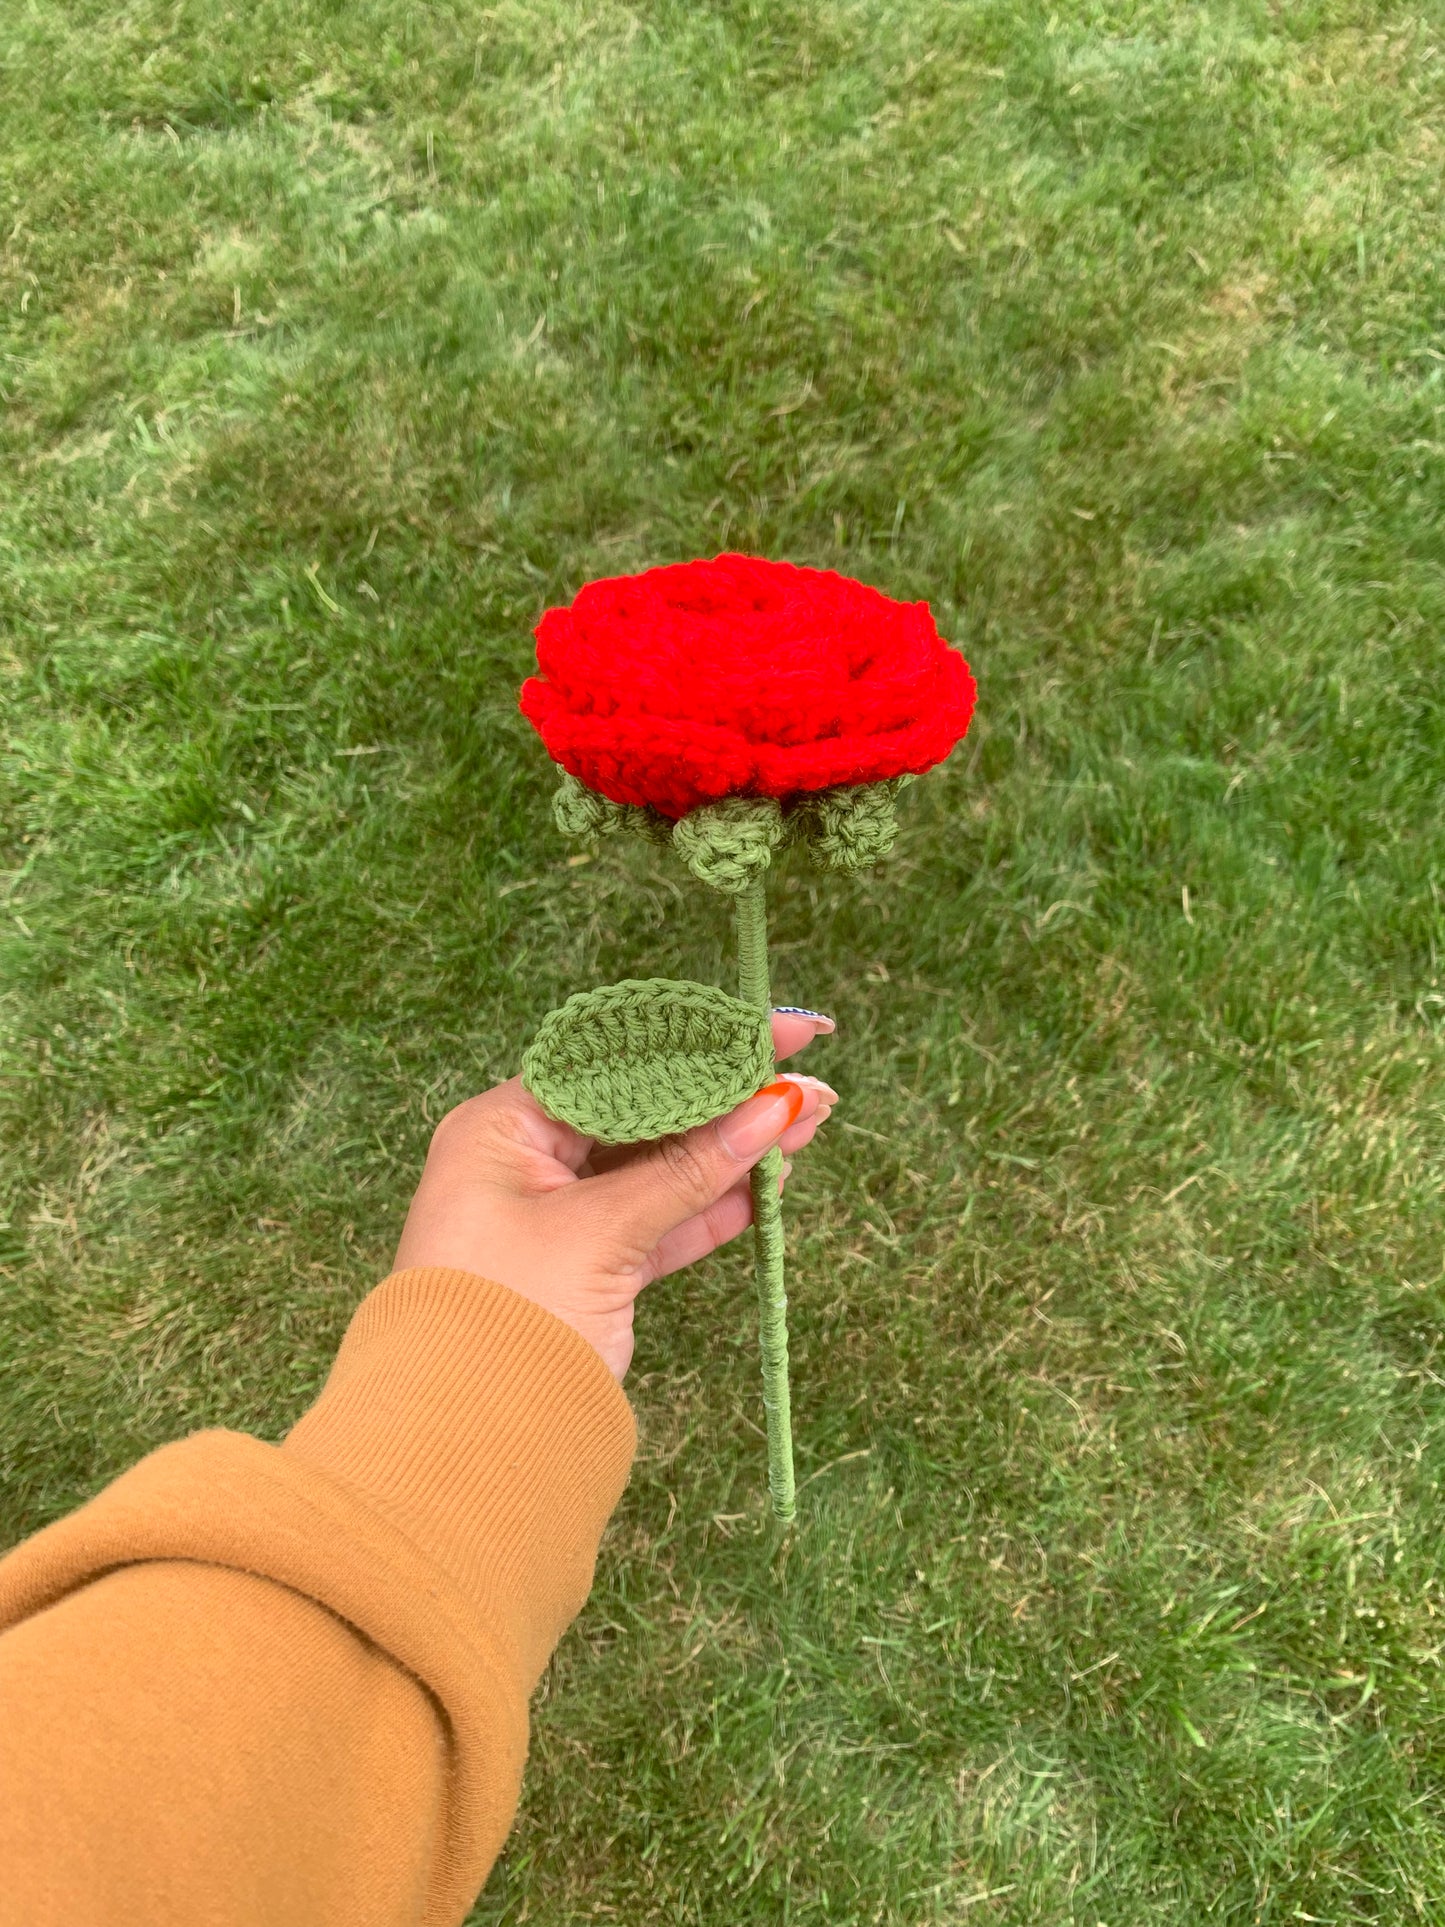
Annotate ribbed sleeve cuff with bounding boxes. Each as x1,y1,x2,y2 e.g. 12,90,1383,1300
282,1267,636,1693
0,1269,634,1926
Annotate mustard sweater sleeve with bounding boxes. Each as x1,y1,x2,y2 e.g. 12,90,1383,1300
0,1268,637,1927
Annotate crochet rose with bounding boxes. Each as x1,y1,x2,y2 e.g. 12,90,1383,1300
518,552,980,1522
518,553,976,820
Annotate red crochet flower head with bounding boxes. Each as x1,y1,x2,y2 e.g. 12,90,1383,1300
519,553,976,819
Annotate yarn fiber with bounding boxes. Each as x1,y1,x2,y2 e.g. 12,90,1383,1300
522,978,774,1144
733,874,794,1521
553,769,629,839
672,796,786,894
554,772,908,885
799,777,907,871
520,553,976,818
553,770,671,845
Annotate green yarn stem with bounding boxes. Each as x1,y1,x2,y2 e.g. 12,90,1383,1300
736,874,796,1524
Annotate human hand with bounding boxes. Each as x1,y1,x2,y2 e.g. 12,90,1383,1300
392,1011,837,1378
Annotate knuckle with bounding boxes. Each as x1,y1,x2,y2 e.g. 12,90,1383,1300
654,1129,713,1203
427,1088,508,1161
428,1098,478,1155
703,1188,750,1246
426,1109,467,1162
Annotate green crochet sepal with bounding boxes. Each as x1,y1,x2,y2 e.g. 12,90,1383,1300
522,977,775,1144
673,795,786,894
552,773,913,890
792,775,912,872
553,771,672,845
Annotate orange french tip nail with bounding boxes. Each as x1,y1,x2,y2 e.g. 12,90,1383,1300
758,1078,807,1127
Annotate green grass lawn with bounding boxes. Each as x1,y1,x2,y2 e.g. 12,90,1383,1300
4,0,1445,1918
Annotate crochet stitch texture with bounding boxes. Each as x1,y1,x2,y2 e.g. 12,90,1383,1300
520,553,976,818
522,979,775,1144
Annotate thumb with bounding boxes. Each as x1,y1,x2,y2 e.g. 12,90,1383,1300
578,1079,809,1256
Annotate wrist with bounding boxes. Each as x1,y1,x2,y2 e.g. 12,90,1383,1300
284,1267,636,1676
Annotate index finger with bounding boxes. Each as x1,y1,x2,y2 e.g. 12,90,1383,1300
771,1007,836,1063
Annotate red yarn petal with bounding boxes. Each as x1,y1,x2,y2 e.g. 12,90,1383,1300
519,555,976,817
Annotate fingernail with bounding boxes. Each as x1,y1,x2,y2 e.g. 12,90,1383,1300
773,1006,837,1033
789,1074,839,1104
719,1079,807,1160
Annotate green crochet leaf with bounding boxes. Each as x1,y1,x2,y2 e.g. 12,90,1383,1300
522,978,775,1144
